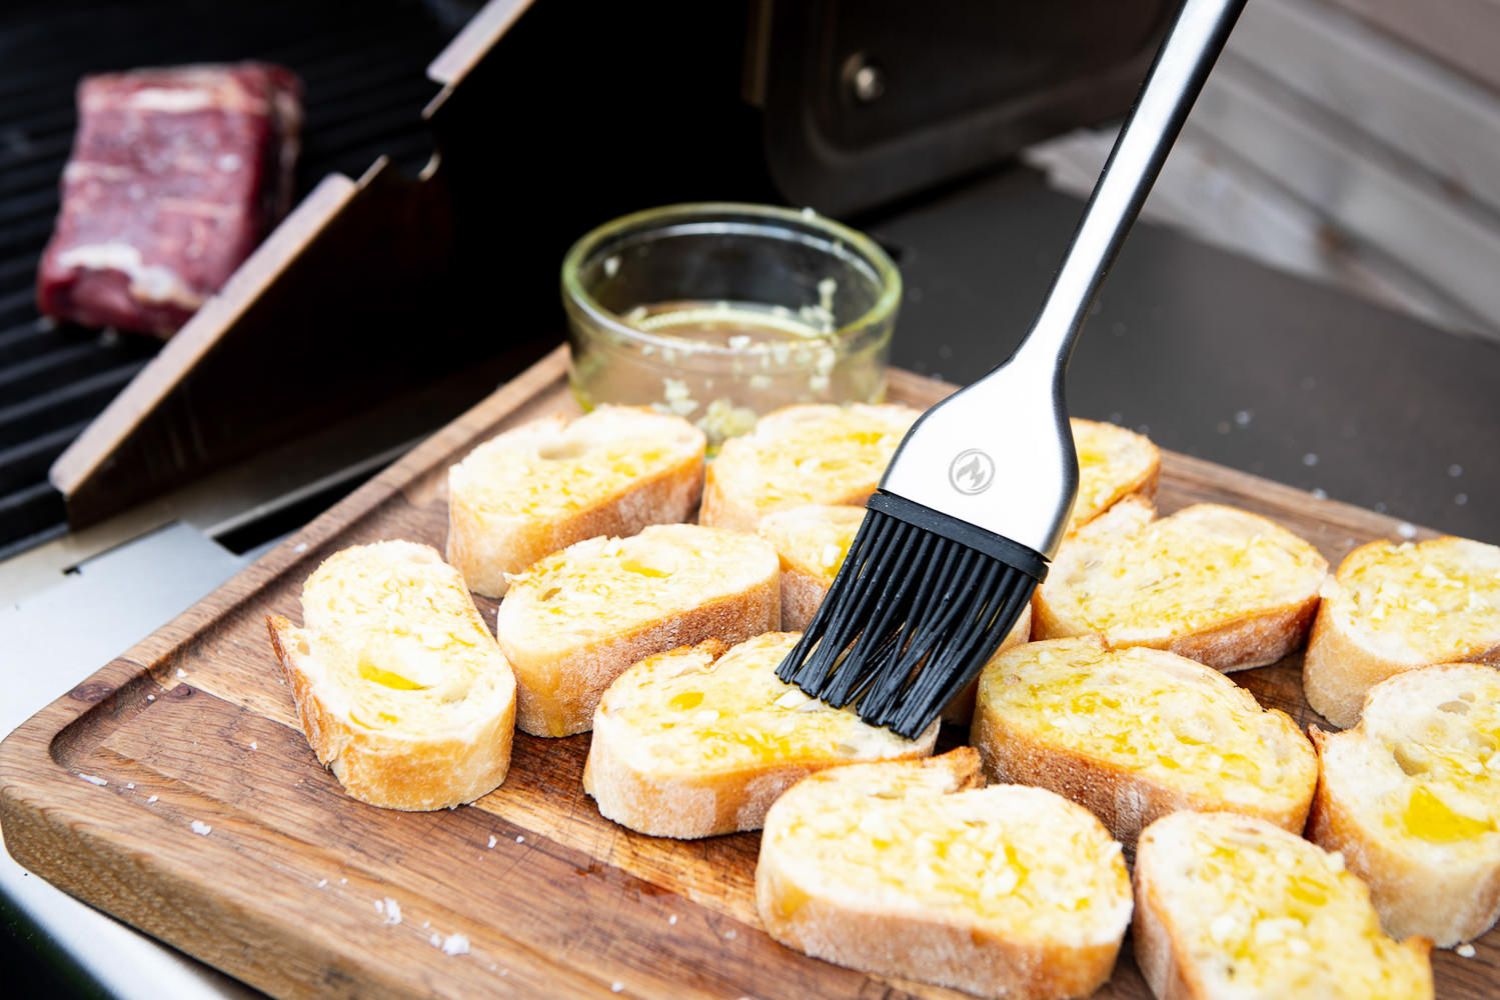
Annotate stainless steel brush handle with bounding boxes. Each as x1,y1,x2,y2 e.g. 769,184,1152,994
879,0,1246,559
1016,0,1247,373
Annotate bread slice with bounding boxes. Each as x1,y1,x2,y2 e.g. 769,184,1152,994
1067,417,1160,534
495,524,779,737
583,632,938,838
1134,811,1432,1000
265,541,516,811
699,403,919,531
754,502,1029,722
1034,498,1328,672
973,636,1317,850
1308,663,1500,947
1302,536,1500,727
446,405,705,597
756,504,867,631
756,749,1132,1000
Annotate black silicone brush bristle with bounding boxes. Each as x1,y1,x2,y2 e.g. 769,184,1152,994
776,491,1045,740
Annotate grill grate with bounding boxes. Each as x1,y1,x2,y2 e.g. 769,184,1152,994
0,0,458,556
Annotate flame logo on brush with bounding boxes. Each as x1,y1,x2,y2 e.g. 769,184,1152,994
948,449,996,495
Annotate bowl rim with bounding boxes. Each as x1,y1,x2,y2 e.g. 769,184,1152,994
560,201,901,359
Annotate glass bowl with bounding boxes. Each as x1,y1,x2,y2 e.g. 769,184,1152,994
561,202,901,445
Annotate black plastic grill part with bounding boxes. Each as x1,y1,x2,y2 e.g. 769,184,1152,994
0,0,459,555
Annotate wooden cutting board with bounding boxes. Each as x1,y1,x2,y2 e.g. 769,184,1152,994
2,346,1494,999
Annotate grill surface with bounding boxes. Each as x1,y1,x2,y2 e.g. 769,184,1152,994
0,0,458,557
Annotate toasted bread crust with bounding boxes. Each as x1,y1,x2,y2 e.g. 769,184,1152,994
699,403,919,532
1067,418,1162,536
1308,727,1500,947
1034,501,1327,673
584,739,938,841
1033,591,1322,674
508,581,780,737
700,470,867,534
447,451,703,598
1302,538,1500,727
585,720,928,840
1307,664,1500,946
1131,867,1212,1000
1133,812,1433,1000
755,751,1127,1000
1302,603,1388,727
583,635,938,838
268,615,515,811
779,568,828,633
973,639,1316,851
974,712,1313,854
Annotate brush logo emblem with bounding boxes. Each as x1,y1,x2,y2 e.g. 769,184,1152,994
948,449,995,495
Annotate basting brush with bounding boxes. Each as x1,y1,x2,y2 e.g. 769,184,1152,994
776,0,1249,738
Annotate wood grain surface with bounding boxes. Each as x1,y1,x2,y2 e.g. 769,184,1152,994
2,346,1494,998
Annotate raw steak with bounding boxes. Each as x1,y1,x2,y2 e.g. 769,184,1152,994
37,63,303,337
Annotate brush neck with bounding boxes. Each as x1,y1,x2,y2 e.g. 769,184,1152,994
1010,0,1247,376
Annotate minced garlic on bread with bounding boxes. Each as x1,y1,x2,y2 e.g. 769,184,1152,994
583,632,937,839
495,524,779,737
1303,536,1500,727
756,749,1132,1000
699,403,919,531
1034,498,1328,671
1309,663,1500,947
446,405,705,597
974,637,1317,849
1134,811,1432,1000
266,541,517,811
1068,417,1160,534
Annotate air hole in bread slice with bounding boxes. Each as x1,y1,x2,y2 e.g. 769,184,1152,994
537,439,591,461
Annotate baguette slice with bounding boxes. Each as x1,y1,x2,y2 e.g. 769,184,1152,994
583,632,937,838
699,403,920,531
756,749,1132,1000
974,637,1316,850
756,504,867,631
1134,811,1432,1000
266,541,516,811
447,405,705,597
1303,536,1500,727
1068,417,1160,534
754,502,1030,722
1034,498,1328,672
1309,663,1500,947
496,524,779,737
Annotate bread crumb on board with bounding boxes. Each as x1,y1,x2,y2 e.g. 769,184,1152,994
441,933,469,956
190,820,212,836
78,773,107,786
1457,943,1477,958
147,795,158,804
487,835,497,849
